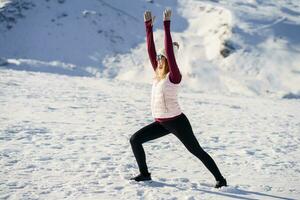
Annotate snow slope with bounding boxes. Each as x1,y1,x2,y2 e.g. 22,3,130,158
0,0,299,97
110,0,300,97
0,0,187,76
1,68,300,199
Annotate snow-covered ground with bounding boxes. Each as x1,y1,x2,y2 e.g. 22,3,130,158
0,0,299,97
1,0,300,199
1,68,300,199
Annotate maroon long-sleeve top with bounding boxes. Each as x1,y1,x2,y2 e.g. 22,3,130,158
145,20,182,84
145,19,182,122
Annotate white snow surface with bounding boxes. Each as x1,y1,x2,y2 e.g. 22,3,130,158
1,0,300,199
1,69,300,199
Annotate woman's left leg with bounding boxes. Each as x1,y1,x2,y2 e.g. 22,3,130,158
130,121,170,176
161,114,224,181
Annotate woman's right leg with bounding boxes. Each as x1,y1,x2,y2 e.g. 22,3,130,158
161,114,225,182
130,121,170,175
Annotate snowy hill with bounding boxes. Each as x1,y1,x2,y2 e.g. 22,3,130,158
0,0,187,76
0,0,299,98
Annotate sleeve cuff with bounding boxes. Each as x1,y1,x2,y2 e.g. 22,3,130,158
145,20,152,27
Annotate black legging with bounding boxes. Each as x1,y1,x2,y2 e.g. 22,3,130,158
130,113,224,181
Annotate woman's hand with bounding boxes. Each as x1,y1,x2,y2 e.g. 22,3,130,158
144,10,155,26
163,8,171,21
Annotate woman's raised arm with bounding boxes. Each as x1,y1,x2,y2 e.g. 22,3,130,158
144,11,157,71
163,9,182,84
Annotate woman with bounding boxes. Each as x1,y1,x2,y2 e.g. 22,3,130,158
129,9,227,188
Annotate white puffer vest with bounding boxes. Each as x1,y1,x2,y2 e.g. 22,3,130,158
151,73,182,118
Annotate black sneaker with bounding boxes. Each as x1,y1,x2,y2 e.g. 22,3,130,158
130,173,151,182
215,178,227,188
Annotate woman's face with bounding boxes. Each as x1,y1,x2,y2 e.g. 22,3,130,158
157,56,167,71
156,55,169,79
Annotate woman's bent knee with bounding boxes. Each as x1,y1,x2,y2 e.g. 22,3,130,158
130,134,141,146
129,135,135,145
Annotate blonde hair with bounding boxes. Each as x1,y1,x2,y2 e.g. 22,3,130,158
155,60,169,81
